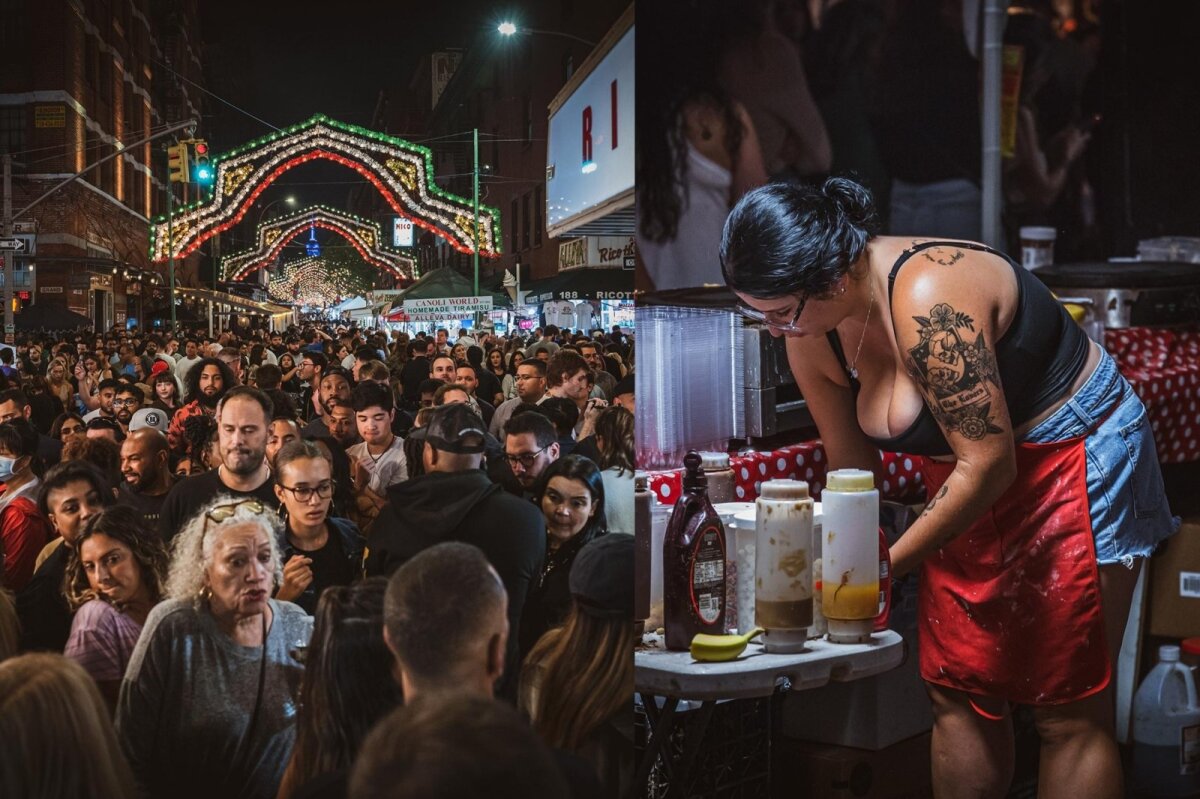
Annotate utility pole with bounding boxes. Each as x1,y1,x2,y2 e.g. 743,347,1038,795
3,155,13,344
3,118,196,337
167,154,176,332
473,127,481,329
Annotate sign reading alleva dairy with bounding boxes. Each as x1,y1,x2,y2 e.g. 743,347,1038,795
402,295,492,320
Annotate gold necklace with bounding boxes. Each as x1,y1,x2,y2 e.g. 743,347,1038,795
848,287,875,381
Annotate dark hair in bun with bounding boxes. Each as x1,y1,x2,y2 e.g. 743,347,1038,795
720,177,879,299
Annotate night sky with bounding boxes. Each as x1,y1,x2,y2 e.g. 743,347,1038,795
194,0,522,255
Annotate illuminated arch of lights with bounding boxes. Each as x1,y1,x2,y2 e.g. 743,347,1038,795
149,114,501,263
270,256,372,307
221,204,414,281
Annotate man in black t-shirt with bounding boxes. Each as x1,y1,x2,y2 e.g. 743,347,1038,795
117,428,174,529
158,387,278,541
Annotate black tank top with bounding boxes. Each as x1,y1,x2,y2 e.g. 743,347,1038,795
826,241,1090,457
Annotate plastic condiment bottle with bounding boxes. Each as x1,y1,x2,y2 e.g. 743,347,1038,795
1132,645,1200,797
699,451,736,505
663,451,727,651
822,469,880,644
755,479,814,653
634,471,653,631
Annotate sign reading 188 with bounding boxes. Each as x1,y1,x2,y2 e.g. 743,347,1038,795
582,79,618,166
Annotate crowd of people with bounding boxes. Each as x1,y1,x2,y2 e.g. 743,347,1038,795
0,320,636,799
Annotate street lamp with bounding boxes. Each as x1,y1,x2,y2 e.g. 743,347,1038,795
496,21,596,47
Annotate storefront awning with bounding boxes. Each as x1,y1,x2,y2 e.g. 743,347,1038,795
523,268,633,304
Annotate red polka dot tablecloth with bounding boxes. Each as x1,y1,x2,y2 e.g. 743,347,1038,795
1105,328,1200,464
649,442,926,505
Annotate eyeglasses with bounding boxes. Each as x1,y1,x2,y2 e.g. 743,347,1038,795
504,446,548,469
111,398,140,407
60,425,85,438
735,294,808,333
203,498,266,532
279,481,335,504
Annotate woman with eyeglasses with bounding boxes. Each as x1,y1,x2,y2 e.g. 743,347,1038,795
51,413,88,446
272,440,364,615
115,495,312,799
518,455,607,661
721,177,1178,798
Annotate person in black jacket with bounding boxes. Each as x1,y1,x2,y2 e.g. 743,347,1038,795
364,403,544,701
17,461,114,652
517,456,607,661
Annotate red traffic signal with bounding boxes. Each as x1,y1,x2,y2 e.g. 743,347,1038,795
194,141,209,156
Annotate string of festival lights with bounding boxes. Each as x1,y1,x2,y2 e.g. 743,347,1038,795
269,254,375,308
149,115,501,263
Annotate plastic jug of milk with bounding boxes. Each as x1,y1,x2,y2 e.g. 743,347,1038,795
1132,645,1200,797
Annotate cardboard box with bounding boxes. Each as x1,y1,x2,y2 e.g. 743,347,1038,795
772,732,932,799
1149,519,1200,640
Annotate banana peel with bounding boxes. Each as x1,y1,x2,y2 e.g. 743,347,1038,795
690,627,765,662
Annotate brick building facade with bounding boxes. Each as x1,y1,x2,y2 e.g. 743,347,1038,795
0,0,206,331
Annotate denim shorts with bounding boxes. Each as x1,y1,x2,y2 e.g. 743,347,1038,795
1020,347,1181,566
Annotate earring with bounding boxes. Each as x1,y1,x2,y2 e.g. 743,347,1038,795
200,584,212,603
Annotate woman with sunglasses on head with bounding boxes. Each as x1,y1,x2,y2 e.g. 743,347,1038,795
63,506,168,711
721,177,1178,799
272,440,364,615
115,495,311,799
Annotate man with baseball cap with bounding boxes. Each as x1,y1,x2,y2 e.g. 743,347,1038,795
365,403,545,701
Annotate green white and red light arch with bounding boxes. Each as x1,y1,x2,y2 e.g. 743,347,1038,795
221,205,414,281
149,114,502,263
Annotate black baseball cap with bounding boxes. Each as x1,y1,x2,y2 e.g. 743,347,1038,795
407,403,497,454
613,372,634,397
569,535,633,620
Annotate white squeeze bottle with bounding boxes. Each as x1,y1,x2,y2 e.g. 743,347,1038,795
1132,645,1200,797
821,469,879,644
754,479,814,653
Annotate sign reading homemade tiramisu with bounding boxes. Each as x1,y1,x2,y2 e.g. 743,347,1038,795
402,295,493,321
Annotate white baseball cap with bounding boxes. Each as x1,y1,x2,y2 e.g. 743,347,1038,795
130,407,168,434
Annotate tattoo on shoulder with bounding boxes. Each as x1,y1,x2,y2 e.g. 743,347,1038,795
920,248,965,266
905,302,1004,441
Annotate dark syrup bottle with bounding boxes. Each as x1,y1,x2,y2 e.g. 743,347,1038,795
663,450,727,651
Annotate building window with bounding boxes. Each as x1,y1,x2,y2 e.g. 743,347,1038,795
0,108,26,155
510,198,519,253
563,53,574,82
522,192,531,251
85,36,98,88
534,185,543,247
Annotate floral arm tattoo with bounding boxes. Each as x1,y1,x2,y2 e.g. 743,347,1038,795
904,303,1004,441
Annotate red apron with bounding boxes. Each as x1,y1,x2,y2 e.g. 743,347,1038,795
918,434,1110,706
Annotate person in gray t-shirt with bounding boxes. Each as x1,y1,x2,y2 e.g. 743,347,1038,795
116,495,312,799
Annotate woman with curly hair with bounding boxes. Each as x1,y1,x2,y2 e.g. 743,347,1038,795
116,495,311,799
63,506,168,710
276,578,401,799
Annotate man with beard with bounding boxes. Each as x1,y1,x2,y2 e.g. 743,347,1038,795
430,355,457,383
297,352,328,423
488,360,547,438
158,386,277,541
112,383,143,436
82,378,121,423
166,357,235,455
301,367,353,439
117,428,174,527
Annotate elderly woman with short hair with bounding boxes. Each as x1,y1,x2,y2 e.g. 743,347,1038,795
115,496,312,799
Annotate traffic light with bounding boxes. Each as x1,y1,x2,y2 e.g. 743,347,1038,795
167,142,189,183
191,139,213,185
